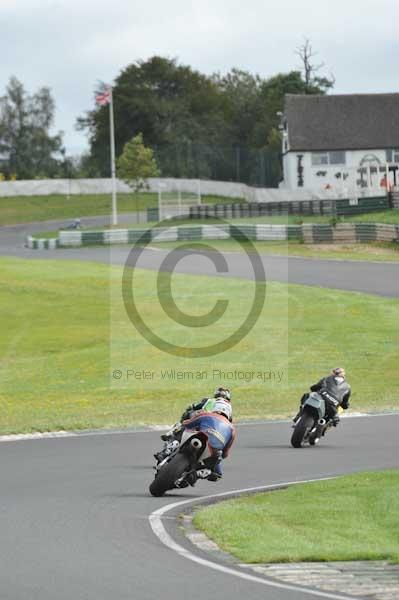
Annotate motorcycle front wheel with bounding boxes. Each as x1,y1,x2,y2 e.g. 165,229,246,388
149,453,191,497
291,414,315,448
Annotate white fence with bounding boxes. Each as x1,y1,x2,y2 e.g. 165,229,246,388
1,177,385,203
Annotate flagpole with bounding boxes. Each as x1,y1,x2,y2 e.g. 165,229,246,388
109,87,118,226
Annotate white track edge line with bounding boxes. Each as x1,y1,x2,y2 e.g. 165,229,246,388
1,411,398,443
0,431,77,442
149,478,356,600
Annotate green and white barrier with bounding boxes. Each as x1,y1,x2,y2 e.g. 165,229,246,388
56,224,301,248
27,222,399,250
26,236,59,249
302,223,399,244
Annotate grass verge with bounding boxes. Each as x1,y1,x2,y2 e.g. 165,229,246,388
0,193,241,226
154,239,399,262
0,257,398,433
192,470,399,564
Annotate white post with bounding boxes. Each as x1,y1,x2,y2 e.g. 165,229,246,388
367,166,372,190
158,184,163,220
178,183,182,216
109,88,118,226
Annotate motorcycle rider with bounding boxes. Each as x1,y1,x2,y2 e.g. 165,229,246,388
293,367,351,426
177,386,232,424
181,398,236,482
154,387,234,481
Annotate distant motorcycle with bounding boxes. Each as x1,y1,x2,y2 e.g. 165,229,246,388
149,429,220,497
290,392,341,448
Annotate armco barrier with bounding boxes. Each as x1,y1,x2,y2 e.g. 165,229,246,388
56,224,298,247
27,222,399,249
302,223,399,244
230,195,389,217
26,236,59,249
335,195,389,215
150,196,391,222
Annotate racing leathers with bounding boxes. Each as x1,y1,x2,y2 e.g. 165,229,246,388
179,397,221,422
181,411,236,479
295,374,351,424
155,400,235,480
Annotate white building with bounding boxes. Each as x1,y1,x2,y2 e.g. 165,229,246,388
280,93,399,196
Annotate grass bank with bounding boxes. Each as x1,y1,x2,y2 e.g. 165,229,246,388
0,193,240,226
0,257,398,433
157,210,399,226
29,231,399,263
155,239,399,262
193,470,399,564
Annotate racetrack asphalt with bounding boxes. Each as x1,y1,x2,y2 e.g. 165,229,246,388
1,218,399,297
1,219,399,599
1,415,398,600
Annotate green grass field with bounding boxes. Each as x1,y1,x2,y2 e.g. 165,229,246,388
158,210,399,226
154,239,399,262
31,209,399,237
0,193,241,226
193,470,399,564
2,191,398,229
0,257,398,434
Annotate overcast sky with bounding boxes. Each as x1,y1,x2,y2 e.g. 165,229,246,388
2,0,398,155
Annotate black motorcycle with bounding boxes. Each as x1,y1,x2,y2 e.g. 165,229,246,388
291,392,340,448
149,429,218,497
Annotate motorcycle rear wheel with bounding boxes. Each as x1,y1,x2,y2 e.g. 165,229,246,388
149,453,191,497
291,414,315,448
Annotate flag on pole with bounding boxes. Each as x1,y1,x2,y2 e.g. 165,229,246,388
95,86,111,106
94,82,118,225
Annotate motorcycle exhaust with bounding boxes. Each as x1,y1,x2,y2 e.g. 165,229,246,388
190,438,202,449
318,418,326,426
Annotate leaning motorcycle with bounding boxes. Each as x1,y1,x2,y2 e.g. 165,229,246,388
149,429,219,497
290,392,341,448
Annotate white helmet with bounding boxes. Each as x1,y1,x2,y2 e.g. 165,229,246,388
213,399,233,422
214,386,231,402
332,367,346,378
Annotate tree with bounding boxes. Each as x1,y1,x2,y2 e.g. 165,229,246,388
78,54,335,187
212,68,263,146
296,39,335,94
0,76,64,179
77,56,227,177
117,133,160,193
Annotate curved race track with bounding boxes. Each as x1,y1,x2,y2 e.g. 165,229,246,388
1,221,398,599
1,416,399,600
1,219,399,297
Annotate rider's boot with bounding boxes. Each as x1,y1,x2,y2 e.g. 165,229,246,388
154,439,179,463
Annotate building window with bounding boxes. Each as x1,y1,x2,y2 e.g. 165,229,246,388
386,149,399,162
312,151,346,166
312,153,329,166
329,151,346,165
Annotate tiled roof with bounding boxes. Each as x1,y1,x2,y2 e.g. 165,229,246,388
284,93,399,151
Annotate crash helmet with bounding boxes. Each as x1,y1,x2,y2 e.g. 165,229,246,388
332,367,346,379
213,399,233,422
214,386,231,402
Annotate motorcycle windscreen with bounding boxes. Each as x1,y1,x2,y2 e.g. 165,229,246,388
305,392,326,416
